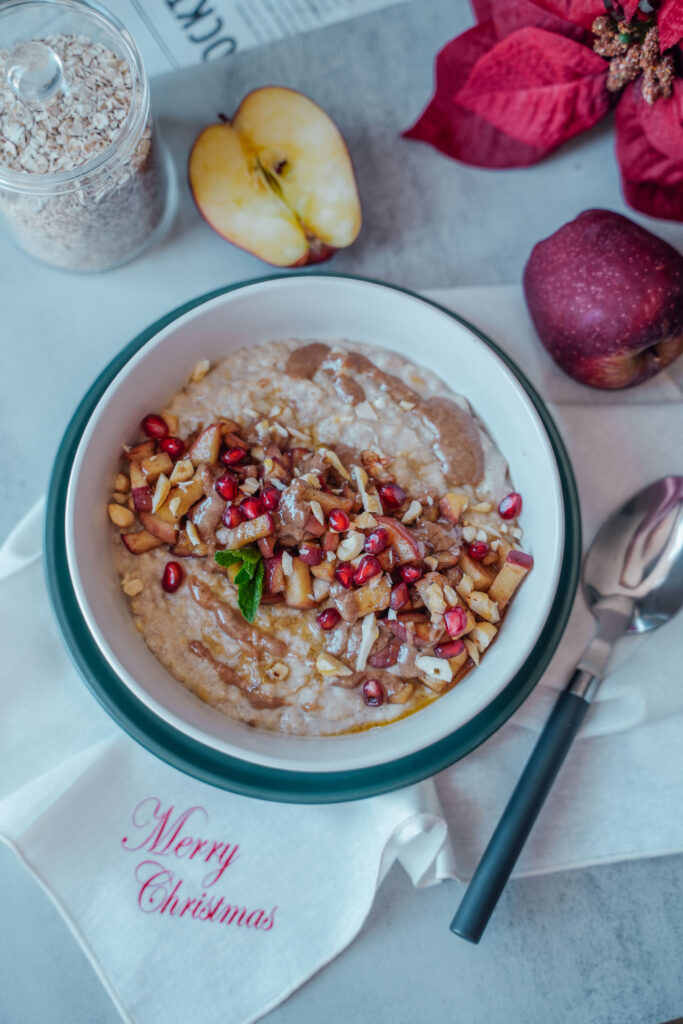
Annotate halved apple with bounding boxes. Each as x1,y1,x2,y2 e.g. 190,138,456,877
188,87,362,267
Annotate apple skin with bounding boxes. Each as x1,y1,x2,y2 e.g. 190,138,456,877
523,210,683,389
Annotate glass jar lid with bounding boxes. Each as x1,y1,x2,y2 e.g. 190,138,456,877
0,0,149,193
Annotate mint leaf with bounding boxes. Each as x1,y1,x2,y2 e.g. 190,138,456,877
237,558,264,623
215,546,264,623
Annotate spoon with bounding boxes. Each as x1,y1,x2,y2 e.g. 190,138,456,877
451,475,683,944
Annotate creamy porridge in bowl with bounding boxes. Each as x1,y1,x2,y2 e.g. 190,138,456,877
60,275,574,794
109,338,534,737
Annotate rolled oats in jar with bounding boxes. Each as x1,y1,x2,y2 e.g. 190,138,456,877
0,0,172,271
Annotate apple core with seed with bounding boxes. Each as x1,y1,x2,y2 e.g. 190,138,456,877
188,87,362,267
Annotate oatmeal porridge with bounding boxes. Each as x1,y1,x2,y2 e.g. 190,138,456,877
110,339,533,736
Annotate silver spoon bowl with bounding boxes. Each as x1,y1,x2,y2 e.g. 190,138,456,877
451,475,683,943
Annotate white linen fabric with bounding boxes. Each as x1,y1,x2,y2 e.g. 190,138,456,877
1,286,681,1024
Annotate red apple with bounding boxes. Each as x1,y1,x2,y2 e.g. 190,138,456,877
524,210,683,389
188,87,362,267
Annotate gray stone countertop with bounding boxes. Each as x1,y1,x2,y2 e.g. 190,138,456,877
1,1,682,1022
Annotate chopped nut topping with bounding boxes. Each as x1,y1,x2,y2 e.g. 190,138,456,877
112,491,128,505
337,531,365,561
266,662,289,682
471,502,492,513
186,521,202,547
462,526,477,543
322,448,351,480
191,359,211,383
152,472,171,513
122,576,144,597
114,472,130,493
316,652,352,677
310,500,325,525
108,503,135,528
401,500,422,524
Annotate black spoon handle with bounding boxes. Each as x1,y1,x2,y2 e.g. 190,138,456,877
450,680,592,944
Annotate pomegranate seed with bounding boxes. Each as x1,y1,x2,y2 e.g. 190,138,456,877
215,473,238,501
390,581,409,610
261,485,281,511
334,562,355,589
223,505,244,528
299,542,323,565
162,561,183,593
499,492,522,519
364,528,388,554
328,508,350,533
160,436,184,459
377,482,406,510
353,554,382,586
362,678,385,707
141,413,169,440
444,606,469,638
434,639,465,659
240,496,264,520
317,607,341,630
400,564,424,584
221,446,248,466
468,541,489,561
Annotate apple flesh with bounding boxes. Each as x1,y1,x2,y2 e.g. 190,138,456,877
188,87,361,267
524,210,683,389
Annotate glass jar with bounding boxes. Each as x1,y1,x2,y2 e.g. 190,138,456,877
0,0,173,271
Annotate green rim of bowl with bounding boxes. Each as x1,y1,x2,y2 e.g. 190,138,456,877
45,273,581,804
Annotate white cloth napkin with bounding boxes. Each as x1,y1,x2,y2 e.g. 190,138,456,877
1,285,682,1024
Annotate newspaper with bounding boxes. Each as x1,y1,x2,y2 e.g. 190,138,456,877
103,0,410,77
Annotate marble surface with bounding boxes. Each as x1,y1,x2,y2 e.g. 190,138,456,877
1,1,683,1022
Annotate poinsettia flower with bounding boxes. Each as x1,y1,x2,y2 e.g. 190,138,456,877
404,0,683,220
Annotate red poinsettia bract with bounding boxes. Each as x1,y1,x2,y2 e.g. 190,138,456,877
404,0,683,220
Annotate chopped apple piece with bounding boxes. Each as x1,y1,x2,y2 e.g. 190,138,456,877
466,590,500,624
448,648,469,674
488,551,533,608
219,512,275,550
470,621,498,652
171,529,208,558
187,424,222,467
378,516,424,564
169,459,195,484
124,440,155,463
388,682,415,704
138,511,178,545
189,87,362,267
459,551,496,591
121,529,164,555
310,560,336,582
303,487,353,515
167,475,205,519
354,573,391,617
285,557,316,609
439,492,469,523
264,554,286,594
141,452,173,482
131,485,153,513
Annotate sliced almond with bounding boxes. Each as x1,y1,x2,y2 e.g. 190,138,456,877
282,551,294,577
471,501,492,513
186,520,202,547
443,584,459,607
464,638,480,666
462,526,477,543
310,500,325,525
415,655,453,691
169,459,194,485
321,447,351,480
151,472,171,513
316,652,353,677
355,612,379,672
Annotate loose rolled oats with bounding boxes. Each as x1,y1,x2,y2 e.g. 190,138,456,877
0,34,167,271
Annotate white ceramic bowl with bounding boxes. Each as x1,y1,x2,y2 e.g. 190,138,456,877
62,275,574,789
